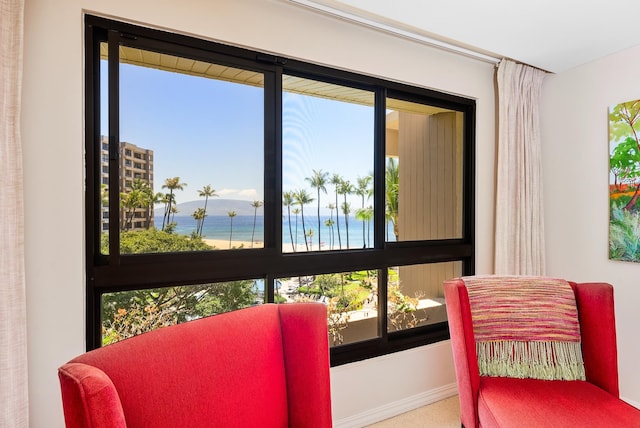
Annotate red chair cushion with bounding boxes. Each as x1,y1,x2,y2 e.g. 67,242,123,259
478,377,640,428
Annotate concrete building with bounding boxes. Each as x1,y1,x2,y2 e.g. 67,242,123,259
100,136,154,231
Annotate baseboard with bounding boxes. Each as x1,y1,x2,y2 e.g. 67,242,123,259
333,383,458,428
622,396,640,409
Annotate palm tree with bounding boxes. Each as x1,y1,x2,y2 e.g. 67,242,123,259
292,208,301,252
306,169,328,250
338,179,353,248
306,228,314,251
250,200,263,247
161,177,187,231
192,207,206,236
198,185,217,235
227,211,237,248
355,206,374,247
293,189,314,251
283,192,296,251
326,203,336,250
169,205,179,224
120,179,154,231
151,191,165,229
324,218,335,249
330,174,343,249
365,205,373,247
385,158,399,241
100,184,109,206
356,175,372,248
341,201,352,249
160,192,174,230
120,190,140,231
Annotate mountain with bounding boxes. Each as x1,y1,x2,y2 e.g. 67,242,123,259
171,199,262,216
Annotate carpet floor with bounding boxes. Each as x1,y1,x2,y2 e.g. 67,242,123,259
365,395,460,427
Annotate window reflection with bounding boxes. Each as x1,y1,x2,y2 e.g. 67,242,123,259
282,76,375,252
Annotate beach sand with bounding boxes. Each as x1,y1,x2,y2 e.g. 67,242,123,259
202,239,301,253
203,238,262,250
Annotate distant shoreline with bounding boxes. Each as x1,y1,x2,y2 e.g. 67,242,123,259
201,238,298,253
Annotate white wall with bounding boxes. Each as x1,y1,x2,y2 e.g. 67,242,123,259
542,46,640,405
21,0,496,425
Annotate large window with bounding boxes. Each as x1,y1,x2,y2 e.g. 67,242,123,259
85,15,475,365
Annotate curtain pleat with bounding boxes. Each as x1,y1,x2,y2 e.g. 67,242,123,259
0,0,29,426
495,59,547,275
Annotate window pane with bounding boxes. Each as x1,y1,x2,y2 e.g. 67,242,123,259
282,76,374,252
101,279,263,345
386,98,464,241
277,270,379,346
102,45,265,254
387,261,462,333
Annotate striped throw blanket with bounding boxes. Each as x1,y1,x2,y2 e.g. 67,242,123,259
462,275,585,381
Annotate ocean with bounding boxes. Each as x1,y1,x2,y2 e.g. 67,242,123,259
158,214,396,249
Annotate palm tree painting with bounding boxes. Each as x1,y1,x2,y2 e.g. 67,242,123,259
609,99,640,261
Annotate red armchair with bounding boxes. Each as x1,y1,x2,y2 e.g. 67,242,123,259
444,276,640,428
58,303,332,427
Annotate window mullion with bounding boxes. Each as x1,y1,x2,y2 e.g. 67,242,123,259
107,30,121,264
265,66,280,251
373,88,387,250
374,89,388,337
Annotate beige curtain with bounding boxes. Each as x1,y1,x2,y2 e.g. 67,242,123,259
1,0,29,426
494,59,547,275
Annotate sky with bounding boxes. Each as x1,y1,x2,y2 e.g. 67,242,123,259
101,60,375,208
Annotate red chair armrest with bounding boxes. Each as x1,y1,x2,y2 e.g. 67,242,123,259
278,303,332,428
58,362,126,428
572,282,619,396
444,279,480,428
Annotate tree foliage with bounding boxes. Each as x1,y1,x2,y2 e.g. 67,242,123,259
102,280,257,345
161,177,187,231
385,157,399,240
120,179,155,231
610,100,640,146
103,228,212,254
610,137,640,188
609,204,640,262
101,228,258,345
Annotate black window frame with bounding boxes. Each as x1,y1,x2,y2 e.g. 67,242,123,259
84,15,475,366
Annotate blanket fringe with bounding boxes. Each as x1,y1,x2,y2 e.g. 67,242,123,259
476,341,586,381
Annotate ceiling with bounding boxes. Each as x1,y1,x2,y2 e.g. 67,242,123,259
290,0,640,73
108,45,450,114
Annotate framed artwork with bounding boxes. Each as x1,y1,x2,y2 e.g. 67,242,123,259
609,99,640,261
